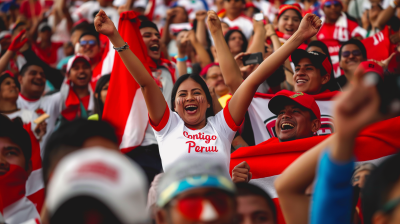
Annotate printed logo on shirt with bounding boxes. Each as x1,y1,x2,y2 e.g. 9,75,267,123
183,131,218,153
35,108,45,116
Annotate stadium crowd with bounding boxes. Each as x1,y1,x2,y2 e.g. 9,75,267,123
0,0,400,223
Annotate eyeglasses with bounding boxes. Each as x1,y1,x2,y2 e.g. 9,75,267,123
341,50,362,58
80,40,97,47
381,197,400,214
172,193,231,221
324,0,341,7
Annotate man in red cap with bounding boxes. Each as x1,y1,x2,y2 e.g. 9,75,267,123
317,0,365,42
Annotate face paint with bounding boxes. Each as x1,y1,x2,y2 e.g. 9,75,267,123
176,97,185,106
195,95,205,104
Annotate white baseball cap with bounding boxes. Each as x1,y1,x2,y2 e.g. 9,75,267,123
66,54,91,74
46,147,149,223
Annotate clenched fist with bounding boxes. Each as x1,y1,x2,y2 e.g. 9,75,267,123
94,10,116,37
207,11,222,35
297,14,322,41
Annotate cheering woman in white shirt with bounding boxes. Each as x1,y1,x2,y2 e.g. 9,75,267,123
94,10,322,176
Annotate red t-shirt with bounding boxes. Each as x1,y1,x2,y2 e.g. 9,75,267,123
318,18,364,42
31,42,63,67
20,0,42,19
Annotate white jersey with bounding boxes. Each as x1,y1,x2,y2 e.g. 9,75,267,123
252,0,278,23
221,15,254,39
71,1,119,27
3,197,40,224
150,105,239,176
17,93,61,152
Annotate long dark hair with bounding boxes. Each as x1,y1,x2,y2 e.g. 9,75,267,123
93,74,111,119
306,41,340,91
224,29,248,54
171,74,214,119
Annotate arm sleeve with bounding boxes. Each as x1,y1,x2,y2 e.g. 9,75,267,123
149,102,179,139
21,48,65,90
310,149,355,224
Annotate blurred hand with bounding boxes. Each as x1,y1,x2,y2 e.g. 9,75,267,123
390,31,400,44
369,53,396,70
253,19,265,34
333,68,382,140
94,10,116,37
9,30,28,52
297,14,322,41
34,121,47,141
177,32,189,55
265,24,276,38
232,161,252,183
166,8,177,23
207,10,222,35
234,52,255,77
187,30,197,44
196,10,207,21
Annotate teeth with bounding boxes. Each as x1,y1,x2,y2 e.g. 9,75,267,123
281,123,294,128
185,105,197,108
297,79,307,83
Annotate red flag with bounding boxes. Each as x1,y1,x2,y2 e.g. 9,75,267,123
102,11,153,153
230,117,400,224
361,27,390,61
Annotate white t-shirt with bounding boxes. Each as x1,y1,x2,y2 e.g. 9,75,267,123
221,15,254,40
150,104,240,176
17,93,61,152
71,1,119,27
252,0,278,23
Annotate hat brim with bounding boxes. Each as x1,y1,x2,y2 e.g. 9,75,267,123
268,95,304,115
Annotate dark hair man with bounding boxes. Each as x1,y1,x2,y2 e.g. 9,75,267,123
236,182,277,224
221,0,253,40
0,115,40,223
338,39,367,82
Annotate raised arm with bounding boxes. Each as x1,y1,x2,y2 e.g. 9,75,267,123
0,30,28,73
376,0,400,30
207,11,244,96
94,10,166,125
195,10,209,48
231,13,321,125
246,19,266,57
187,30,212,68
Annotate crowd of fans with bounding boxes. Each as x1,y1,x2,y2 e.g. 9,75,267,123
0,0,400,223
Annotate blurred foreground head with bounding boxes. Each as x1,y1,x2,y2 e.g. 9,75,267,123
47,148,149,224
156,156,237,224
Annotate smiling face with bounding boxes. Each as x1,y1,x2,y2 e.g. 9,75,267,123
323,1,342,22
0,137,26,175
278,10,301,36
174,78,210,127
79,35,100,60
205,66,229,97
19,65,46,99
141,27,161,61
0,77,19,102
293,58,330,94
237,195,275,224
68,60,92,88
339,44,366,80
275,104,320,142
228,31,244,55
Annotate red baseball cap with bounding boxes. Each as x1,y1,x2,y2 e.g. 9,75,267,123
277,4,302,20
291,49,332,77
268,90,321,119
355,61,384,80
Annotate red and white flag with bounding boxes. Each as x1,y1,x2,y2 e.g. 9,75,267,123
361,26,391,61
230,117,400,224
247,91,339,145
102,11,153,153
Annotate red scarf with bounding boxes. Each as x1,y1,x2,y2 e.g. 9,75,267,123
0,165,28,208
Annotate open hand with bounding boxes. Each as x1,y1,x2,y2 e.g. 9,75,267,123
232,161,252,183
297,14,322,41
94,10,116,37
9,30,28,52
207,10,222,35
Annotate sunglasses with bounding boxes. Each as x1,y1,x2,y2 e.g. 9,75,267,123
80,40,97,47
324,1,341,7
173,193,231,221
341,50,362,58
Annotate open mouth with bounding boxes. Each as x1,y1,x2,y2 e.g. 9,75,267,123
296,79,308,84
285,28,294,33
281,122,295,130
32,81,44,86
150,44,160,52
185,104,198,114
